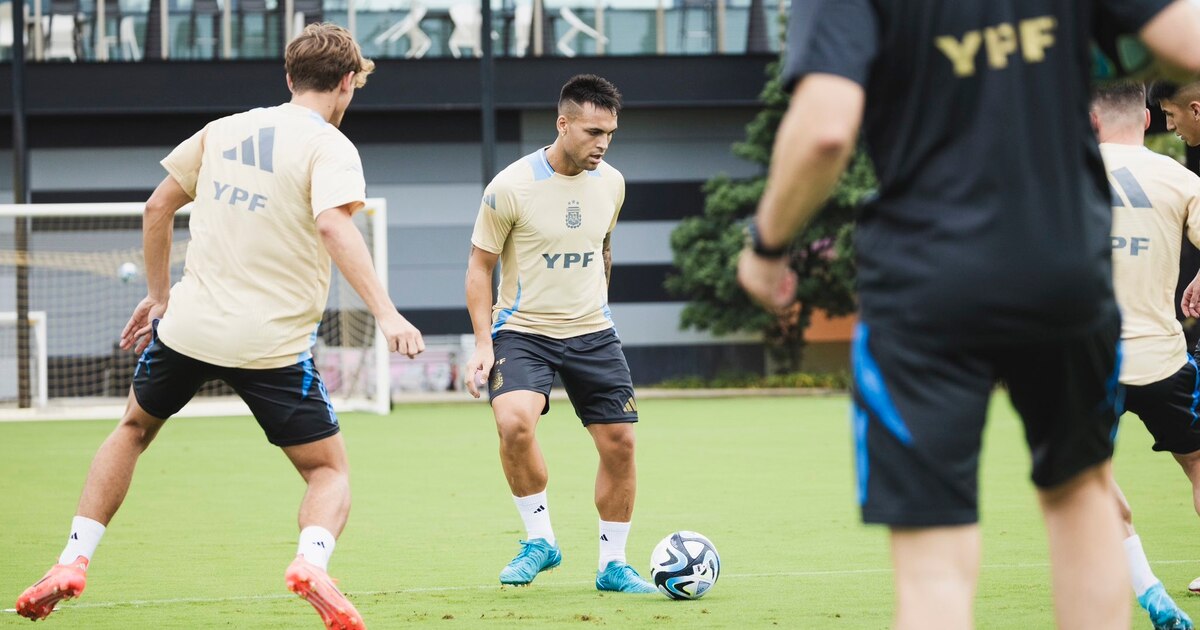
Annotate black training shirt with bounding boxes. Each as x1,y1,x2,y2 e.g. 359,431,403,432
782,0,1171,345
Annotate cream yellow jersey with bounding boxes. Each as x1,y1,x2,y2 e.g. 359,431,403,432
471,147,625,339
157,102,367,369
1103,142,1200,386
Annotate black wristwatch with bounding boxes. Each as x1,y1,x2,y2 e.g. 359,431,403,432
744,220,789,259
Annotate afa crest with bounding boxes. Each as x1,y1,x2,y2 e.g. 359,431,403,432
566,200,582,229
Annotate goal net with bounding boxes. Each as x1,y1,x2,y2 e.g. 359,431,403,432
0,200,391,420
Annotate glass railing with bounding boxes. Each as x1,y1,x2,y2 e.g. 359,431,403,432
0,0,787,61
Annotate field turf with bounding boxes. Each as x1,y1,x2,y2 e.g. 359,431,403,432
1,394,1197,628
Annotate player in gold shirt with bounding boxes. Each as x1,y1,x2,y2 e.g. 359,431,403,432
1096,81,1199,630
465,75,655,593
15,24,424,629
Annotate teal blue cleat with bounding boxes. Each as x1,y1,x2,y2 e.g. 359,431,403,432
1139,582,1194,630
499,539,562,585
595,561,658,594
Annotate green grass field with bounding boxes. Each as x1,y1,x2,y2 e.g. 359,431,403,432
1,394,1197,628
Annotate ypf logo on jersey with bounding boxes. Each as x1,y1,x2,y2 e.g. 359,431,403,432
566,200,582,229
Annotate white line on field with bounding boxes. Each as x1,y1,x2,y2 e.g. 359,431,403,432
3,559,1198,614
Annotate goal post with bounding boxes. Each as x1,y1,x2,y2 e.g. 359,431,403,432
0,199,391,419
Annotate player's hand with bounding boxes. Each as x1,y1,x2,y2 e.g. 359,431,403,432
737,248,797,312
120,296,167,354
1183,272,1200,318
465,344,494,399
380,312,425,359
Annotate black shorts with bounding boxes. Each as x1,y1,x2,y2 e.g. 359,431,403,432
1122,356,1200,455
131,336,341,447
488,329,638,425
852,317,1120,527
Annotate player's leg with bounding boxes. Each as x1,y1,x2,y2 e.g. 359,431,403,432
851,323,992,630
1177,450,1200,518
1003,318,1130,630
1120,373,1194,628
561,329,653,593
1176,451,1200,596
15,337,207,621
228,358,363,629
488,331,561,585
890,525,980,630
1037,464,1130,630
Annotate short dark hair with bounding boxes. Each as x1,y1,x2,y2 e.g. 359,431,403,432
1151,80,1200,109
558,74,622,116
1092,80,1146,112
1149,81,1181,106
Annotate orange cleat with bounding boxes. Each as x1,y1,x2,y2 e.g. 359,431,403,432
285,555,366,630
14,556,89,621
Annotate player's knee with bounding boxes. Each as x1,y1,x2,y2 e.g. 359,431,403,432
115,415,161,450
496,423,535,451
596,426,636,461
495,414,536,449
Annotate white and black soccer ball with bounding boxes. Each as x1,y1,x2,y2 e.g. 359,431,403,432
649,531,720,600
117,261,138,283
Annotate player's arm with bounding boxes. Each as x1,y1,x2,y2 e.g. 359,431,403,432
120,175,192,353
737,74,864,310
1180,189,1200,317
603,232,613,287
1137,1,1200,77
465,245,500,398
316,205,424,358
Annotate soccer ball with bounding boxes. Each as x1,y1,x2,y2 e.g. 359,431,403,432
649,531,720,600
117,262,138,283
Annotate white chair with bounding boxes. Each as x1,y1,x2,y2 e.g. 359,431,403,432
0,3,13,54
555,6,604,57
118,15,140,60
513,2,530,56
291,11,306,40
43,14,79,60
372,2,431,58
447,2,481,58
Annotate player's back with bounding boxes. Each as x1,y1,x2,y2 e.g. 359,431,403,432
784,0,1166,346
157,103,365,369
1103,143,1200,385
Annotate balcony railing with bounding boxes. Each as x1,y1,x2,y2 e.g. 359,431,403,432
0,0,787,61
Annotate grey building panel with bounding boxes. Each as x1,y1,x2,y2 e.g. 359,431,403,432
358,143,523,185
388,268,470,309
387,225,474,267
30,148,177,190
610,221,676,265
372,183,484,227
609,302,760,347
519,109,758,182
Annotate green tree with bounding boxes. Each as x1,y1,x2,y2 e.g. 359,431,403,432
665,59,875,373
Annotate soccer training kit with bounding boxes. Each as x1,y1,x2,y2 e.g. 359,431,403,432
782,0,1174,526
1103,142,1200,455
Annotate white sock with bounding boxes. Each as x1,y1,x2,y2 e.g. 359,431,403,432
1124,535,1160,596
58,516,106,565
598,519,631,571
514,492,555,545
297,526,336,571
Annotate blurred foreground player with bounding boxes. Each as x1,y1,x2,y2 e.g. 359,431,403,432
738,1,1200,628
